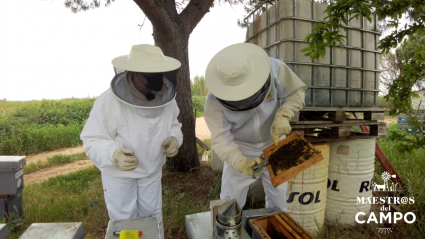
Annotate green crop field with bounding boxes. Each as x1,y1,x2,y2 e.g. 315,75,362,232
0,98,95,155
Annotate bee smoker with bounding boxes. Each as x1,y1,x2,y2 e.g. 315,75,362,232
213,199,242,239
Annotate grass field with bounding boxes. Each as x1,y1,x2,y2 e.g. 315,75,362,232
3,164,221,239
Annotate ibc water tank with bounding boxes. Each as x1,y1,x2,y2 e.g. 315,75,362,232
246,0,381,109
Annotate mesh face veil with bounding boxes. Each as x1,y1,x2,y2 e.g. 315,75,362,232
216,75,271,111
111,67,176,108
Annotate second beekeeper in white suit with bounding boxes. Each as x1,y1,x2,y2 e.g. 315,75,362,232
80,44,183,239
204,43,307,211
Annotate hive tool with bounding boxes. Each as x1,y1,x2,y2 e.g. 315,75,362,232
252,153,266,179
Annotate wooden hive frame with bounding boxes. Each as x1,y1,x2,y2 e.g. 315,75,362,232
263,132,324,188
249,212,315,239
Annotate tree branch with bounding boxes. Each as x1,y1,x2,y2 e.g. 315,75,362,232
133,0,178,34
180,0,215,34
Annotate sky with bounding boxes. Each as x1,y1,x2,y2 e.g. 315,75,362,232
0,0,247,101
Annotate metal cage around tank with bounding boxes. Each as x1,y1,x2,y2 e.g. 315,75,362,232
245,0,381,110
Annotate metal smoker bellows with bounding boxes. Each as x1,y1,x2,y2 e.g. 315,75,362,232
214,199,242,239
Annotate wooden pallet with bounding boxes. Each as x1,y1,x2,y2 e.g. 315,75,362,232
291,108,385,123
290,122,387,143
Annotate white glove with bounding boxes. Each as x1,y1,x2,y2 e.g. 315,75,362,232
224,148,265,177
238,157,264,177
112,148,138,171
162,136,179,157
270,108,292,146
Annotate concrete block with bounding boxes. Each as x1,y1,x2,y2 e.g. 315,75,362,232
19,223,83,239
0,224,8,239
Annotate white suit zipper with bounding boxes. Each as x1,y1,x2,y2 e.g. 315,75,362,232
149,118,154,173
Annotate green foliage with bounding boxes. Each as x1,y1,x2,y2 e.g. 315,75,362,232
237,0,275,28
4,98,95,126
0,123,84,155
385,124,425,152
377,137,425,237
302,0,372,59
383,33,425,132
377,96,393,110
64,0,115,13
191,75,208,97
0,98,94,155
192,96,206,113
191,76,207,117
303,0,425,59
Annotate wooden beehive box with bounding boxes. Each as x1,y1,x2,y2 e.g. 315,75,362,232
263,132,323,188
249,212,315,239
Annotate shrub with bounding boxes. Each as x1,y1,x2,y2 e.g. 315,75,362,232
0,123,84,155
386,124,425,152
192,96,206,113
8,98,95,126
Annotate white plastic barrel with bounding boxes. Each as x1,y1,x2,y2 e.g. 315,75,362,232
325,139,375,226
286,143,329,236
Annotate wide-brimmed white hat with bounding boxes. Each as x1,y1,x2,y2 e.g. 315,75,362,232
112,44,181,73
205,43,270,101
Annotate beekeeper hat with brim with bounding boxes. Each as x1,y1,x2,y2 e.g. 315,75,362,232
110,44,181,109
112,44,181,73
205,43,270,102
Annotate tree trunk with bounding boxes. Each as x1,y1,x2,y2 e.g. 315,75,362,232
155,30,200,172
133,0,214,172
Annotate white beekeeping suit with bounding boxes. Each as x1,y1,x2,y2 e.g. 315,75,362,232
80,44,183,239
204,43,307,210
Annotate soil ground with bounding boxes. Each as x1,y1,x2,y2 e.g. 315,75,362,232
25,146,85,164
384,116,397,125
24,159,94,184
195,117,211,140
24,117,211,184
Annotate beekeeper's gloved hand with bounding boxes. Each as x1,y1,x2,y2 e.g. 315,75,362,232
226,148,264,177
270,108,292,146
112,148,138,171
162,136,179,157
238,157,265,177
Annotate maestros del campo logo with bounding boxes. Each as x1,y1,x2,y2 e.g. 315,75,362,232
355,171,416,234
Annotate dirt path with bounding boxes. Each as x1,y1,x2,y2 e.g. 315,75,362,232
24,159,94,184
23,119,210,184
384,117,397,125
25,145,85,164
196,117,211,140
25,118,209,165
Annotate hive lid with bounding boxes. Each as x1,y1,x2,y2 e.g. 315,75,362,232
0,156,26,170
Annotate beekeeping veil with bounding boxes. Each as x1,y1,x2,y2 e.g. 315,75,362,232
110,44,181,108
205,43,271,111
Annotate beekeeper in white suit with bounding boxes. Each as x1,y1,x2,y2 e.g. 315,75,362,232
204,43,307,211
80,44,183,239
